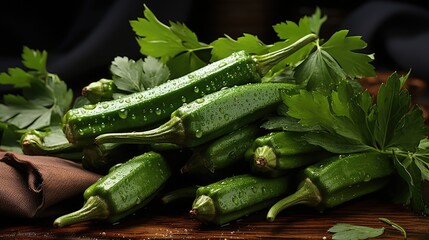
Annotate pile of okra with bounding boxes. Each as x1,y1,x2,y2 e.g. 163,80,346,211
13,6,426,231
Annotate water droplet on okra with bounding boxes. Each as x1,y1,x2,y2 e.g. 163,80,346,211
118,109,128,119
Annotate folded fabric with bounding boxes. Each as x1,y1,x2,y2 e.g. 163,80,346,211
0,151,101,218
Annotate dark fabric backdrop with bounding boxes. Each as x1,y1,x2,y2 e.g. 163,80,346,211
1,0,428,95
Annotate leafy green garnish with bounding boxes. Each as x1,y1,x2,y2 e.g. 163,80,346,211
294,30,375,94
328,223,384,240
131,5,331,82
279,72,429,214
110,56,170,93
0,47,73,129
210,34,269,61
130,4,211,78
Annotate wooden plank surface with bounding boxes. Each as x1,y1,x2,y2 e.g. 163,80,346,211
2,195,428,239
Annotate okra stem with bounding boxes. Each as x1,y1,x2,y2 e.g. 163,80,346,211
53,196,109,227
95,116,185,145
254,145,277,169
253,33,318,75
266,178,321,221
189,195,216,222
161,186,198,204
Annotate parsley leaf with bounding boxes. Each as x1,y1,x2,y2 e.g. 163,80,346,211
283,72,426,153
328,223,384,240
130,4,211,78
281,71,429,214
210,34,269,61
270,7,326,67
294,30,375,94
0,47,73,152
0,47,72,130
110,56,170,93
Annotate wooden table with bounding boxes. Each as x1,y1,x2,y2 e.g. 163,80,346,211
1,194,428,239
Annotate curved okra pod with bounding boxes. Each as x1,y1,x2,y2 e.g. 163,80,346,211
266,152,395,221
53,151,171,227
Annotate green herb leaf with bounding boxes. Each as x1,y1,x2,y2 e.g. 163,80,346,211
328,223,384,240
210,34,269,61
110,56,170,93
130,4,210,77
294,30,375,93
0,47,73,153
283,72,426,153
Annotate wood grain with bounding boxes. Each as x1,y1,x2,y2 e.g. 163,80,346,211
1,195,428,239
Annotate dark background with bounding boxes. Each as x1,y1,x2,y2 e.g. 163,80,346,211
1,0,428,95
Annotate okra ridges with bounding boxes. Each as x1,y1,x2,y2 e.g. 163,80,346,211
63,51,260,143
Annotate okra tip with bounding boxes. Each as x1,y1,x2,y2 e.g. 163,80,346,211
53,196,110,227
266,178,322,222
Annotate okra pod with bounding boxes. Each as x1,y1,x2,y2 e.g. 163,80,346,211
81,78,122,103
53,151,171,227
190,174,291,225
20,129,84,160
81,143,144,174
95,82,296,148
180,124,264,180
62,34,317,143
266,152,395,221
245,131,324,176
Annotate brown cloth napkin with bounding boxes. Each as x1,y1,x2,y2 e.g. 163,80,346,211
0,151,101,218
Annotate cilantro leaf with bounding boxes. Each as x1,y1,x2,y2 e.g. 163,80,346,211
210,34,269,61
21,46,47,73
0,47,73,131
130,4,210,78
322,30,375,79
328,223,384,240
0,75,72,129
294,30,375,93
110,56,170,93
0,67,33,88
374,72,425,151
283,72,426,153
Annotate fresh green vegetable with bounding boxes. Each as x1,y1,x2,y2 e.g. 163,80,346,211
266,152,395,221
190,174,290,225
20,128,84,160
81,143,144,174
63,34,317,144
181,124,264,180
245,131,323,176
160,185,199,205
81,79,119,103
95,82,297,148
53,151,171,227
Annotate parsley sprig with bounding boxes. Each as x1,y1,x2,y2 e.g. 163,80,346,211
0,47,73,130
267,72,429,215
0,47,73,151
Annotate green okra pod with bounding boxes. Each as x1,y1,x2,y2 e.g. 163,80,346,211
190,173,291,225
266,152,395,221
81,78,123,103
245,131,325,176
53,151,171,227
180,123,264,180
62,34,317,143
95,82,297,148
20,129,84,160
